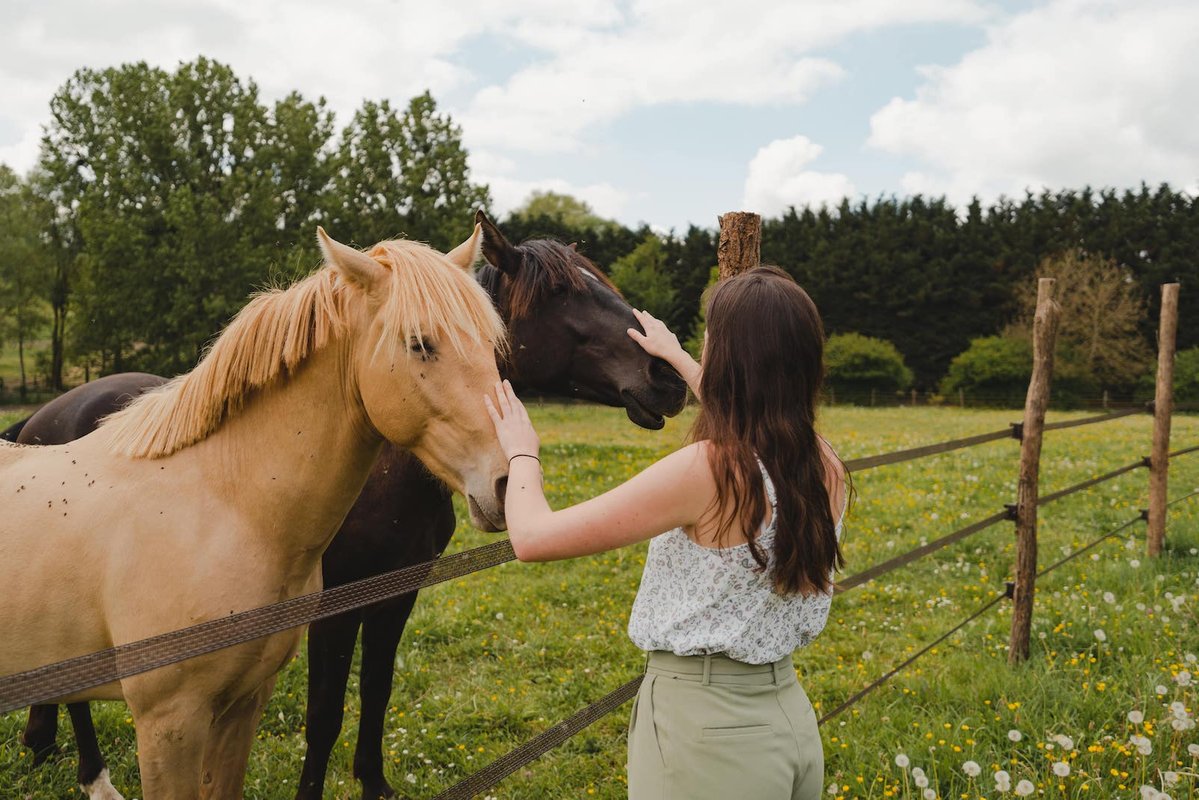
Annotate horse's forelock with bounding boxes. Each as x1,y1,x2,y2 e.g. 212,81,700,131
498,239,621,319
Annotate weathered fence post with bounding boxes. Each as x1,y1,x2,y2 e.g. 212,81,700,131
1148,283,1181,557
717,212,761,280
1008,278,1060,665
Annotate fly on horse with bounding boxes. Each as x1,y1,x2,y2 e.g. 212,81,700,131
13,212,687,800
0,226,509,799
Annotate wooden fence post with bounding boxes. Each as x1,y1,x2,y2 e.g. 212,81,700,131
1148,283,1180,557
717,212,761,280
1008,278,1061,665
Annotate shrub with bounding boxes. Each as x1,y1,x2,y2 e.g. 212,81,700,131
1136,346,1199,405
825,333,914,402
941,335,1097,407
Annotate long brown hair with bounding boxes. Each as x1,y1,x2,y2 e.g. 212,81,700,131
689,266,848,595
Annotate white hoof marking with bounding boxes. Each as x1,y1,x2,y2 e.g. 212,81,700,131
84,768,126,800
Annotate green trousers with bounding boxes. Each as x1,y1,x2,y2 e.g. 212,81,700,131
627,651,823,800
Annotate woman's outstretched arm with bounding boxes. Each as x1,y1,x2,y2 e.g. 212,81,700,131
485,380,714,562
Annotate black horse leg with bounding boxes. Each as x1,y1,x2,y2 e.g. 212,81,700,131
68,702,108,788
22,704,60,765
294,613,363,800
354,593,420,800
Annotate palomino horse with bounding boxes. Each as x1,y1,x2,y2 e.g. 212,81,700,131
0,227,509,799
15,211,687,800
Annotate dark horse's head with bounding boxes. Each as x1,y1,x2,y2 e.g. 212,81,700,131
475,211,688,429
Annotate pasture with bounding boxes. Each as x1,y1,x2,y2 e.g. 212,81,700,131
1,402,1197,799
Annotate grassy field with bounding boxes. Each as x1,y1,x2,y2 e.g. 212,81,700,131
1,403,1197,799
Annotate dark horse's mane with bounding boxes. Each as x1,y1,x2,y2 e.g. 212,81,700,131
477,239,621,320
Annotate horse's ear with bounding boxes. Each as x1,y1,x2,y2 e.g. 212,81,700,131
317,227,387,289
446,222,484,271
567,242,578,251
476,208,521,276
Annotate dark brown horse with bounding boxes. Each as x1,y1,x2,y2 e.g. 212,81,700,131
17,211,686,800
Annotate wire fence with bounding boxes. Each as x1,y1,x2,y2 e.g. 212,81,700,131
2,402,1195,798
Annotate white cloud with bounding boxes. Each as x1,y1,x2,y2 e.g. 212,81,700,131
460,0,987,154
469,150,628,219
0,0,620,172
868,0,1199,203
742,135,855,214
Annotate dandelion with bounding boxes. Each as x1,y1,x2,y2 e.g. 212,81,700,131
1130,734,1153,755
1093,629,1107,642
1175,670,1193,687
1103,591,1116,603
1156,684,1169,696
1008,729,1023,742
912,767,926,780
895,754,910,768
923,790,936,800
1188,743,1199,756
1051,734,1075,750
827,783,838,796
1128,710,1144,724
963,760,981,777
1169,701,1187,717
1015,779,1035,796
915,775,930,789
1140,786,1161,800
994,769,1012,792
1130,559,1141,568
1163,771,1179,786
1052,761,1071,777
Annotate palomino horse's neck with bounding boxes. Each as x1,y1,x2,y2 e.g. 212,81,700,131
191,340,382,584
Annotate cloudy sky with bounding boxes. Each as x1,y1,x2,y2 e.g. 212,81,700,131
2,0,1196,231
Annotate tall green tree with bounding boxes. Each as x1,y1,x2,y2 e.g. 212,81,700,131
39,58,328,375
610,234,678,321
0,166,51,397
510,191,622,233
328,92,489,250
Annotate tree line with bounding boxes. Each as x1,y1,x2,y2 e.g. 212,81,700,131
1,56,1196,401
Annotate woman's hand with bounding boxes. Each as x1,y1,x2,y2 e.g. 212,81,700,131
627,309,703,400
626,309,685,363
484,379,540,460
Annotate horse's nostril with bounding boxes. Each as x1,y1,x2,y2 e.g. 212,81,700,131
495,475,508,506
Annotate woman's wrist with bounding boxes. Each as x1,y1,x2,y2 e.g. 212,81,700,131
508,452,541,466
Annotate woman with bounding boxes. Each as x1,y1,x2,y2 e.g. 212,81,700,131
485,266,848,800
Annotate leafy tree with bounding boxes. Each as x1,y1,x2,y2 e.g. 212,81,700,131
0,166,51,397
824,333,913,401
610,234,678,321
328,92,489,250
1006,249,1152,390
683,266,719,359
510,191,621,233
262,91,337,279
40,58,284,374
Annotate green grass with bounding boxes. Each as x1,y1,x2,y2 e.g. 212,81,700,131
2,404,1198,799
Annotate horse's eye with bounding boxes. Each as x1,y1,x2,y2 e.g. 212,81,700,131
409,338,436,360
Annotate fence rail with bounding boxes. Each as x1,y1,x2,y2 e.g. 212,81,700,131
0,406,1163,713
1,390,1195,798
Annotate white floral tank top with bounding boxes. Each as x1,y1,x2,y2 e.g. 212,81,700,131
627,462,844,664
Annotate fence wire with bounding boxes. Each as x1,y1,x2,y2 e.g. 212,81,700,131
426,484,1199,799
0,541,517,714
2,426,1194,798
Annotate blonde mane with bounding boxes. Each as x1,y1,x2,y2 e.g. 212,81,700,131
101,239,506,459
